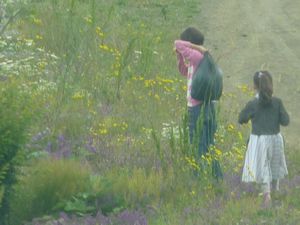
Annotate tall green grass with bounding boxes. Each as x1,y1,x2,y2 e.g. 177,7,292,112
0,79,37,224
9,159,91,225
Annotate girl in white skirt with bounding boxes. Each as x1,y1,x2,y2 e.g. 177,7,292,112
238,70,290,208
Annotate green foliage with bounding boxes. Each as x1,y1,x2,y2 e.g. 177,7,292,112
58,192,97,216
9,159,91,225
53,174,124,216
76,168,166,214
113,168,164,207
53,168,167,216
1,0,201,159
63,167,181,216
288,188,300,209
0,0,29,35
0,79,35,224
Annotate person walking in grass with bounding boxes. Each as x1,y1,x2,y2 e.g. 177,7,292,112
174,27,223,179
238,70,289,208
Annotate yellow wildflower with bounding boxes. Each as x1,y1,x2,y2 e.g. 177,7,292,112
99,128,108,135
96,26,104,37
99,44,110,51
72,91,85,100
227,124,235,132
33,18,42,25
83,16,93,24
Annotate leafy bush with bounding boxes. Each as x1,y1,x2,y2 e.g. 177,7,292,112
0,79,35,224
57,167,173,217
57,168,165,216
9,159,91,225
100,167,192,210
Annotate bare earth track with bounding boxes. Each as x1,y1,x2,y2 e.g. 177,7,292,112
199,0,300,148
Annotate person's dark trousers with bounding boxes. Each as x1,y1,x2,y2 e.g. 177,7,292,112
188,102,223,179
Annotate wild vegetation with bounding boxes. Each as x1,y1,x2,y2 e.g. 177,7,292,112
0,0,300,224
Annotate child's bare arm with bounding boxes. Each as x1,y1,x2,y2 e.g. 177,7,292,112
189,43,208,53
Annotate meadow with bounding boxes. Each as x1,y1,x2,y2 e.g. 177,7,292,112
0,0,300,224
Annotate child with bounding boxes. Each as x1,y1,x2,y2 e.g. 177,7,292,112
175,27,222,179
238,70,289,208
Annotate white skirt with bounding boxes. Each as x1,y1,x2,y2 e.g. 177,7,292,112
242,133,288,184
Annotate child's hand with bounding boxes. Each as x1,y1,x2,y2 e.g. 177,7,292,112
173,48,180,55
198,46,209,53
190,43,208,53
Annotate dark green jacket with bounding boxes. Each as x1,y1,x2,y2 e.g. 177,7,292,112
238,96,289,135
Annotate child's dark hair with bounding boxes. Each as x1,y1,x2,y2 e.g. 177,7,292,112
253,70,273,105
180,27,204,45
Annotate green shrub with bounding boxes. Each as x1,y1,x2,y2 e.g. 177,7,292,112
52,174,124,216
111,168,164,207
0,80,34,224
101,167,191,209
9,159,91,225
63,168,171,216
55,167,197,216
66,168,165,215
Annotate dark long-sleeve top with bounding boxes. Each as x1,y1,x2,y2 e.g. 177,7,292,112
238,96,289,135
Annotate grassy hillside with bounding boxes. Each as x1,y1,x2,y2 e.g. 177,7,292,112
0,0,300,224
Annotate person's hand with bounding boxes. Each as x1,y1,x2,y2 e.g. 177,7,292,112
190,43,208,53
198,46,209,53
174,48,181,56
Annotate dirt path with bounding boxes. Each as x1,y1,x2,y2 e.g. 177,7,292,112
199,0,300,148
